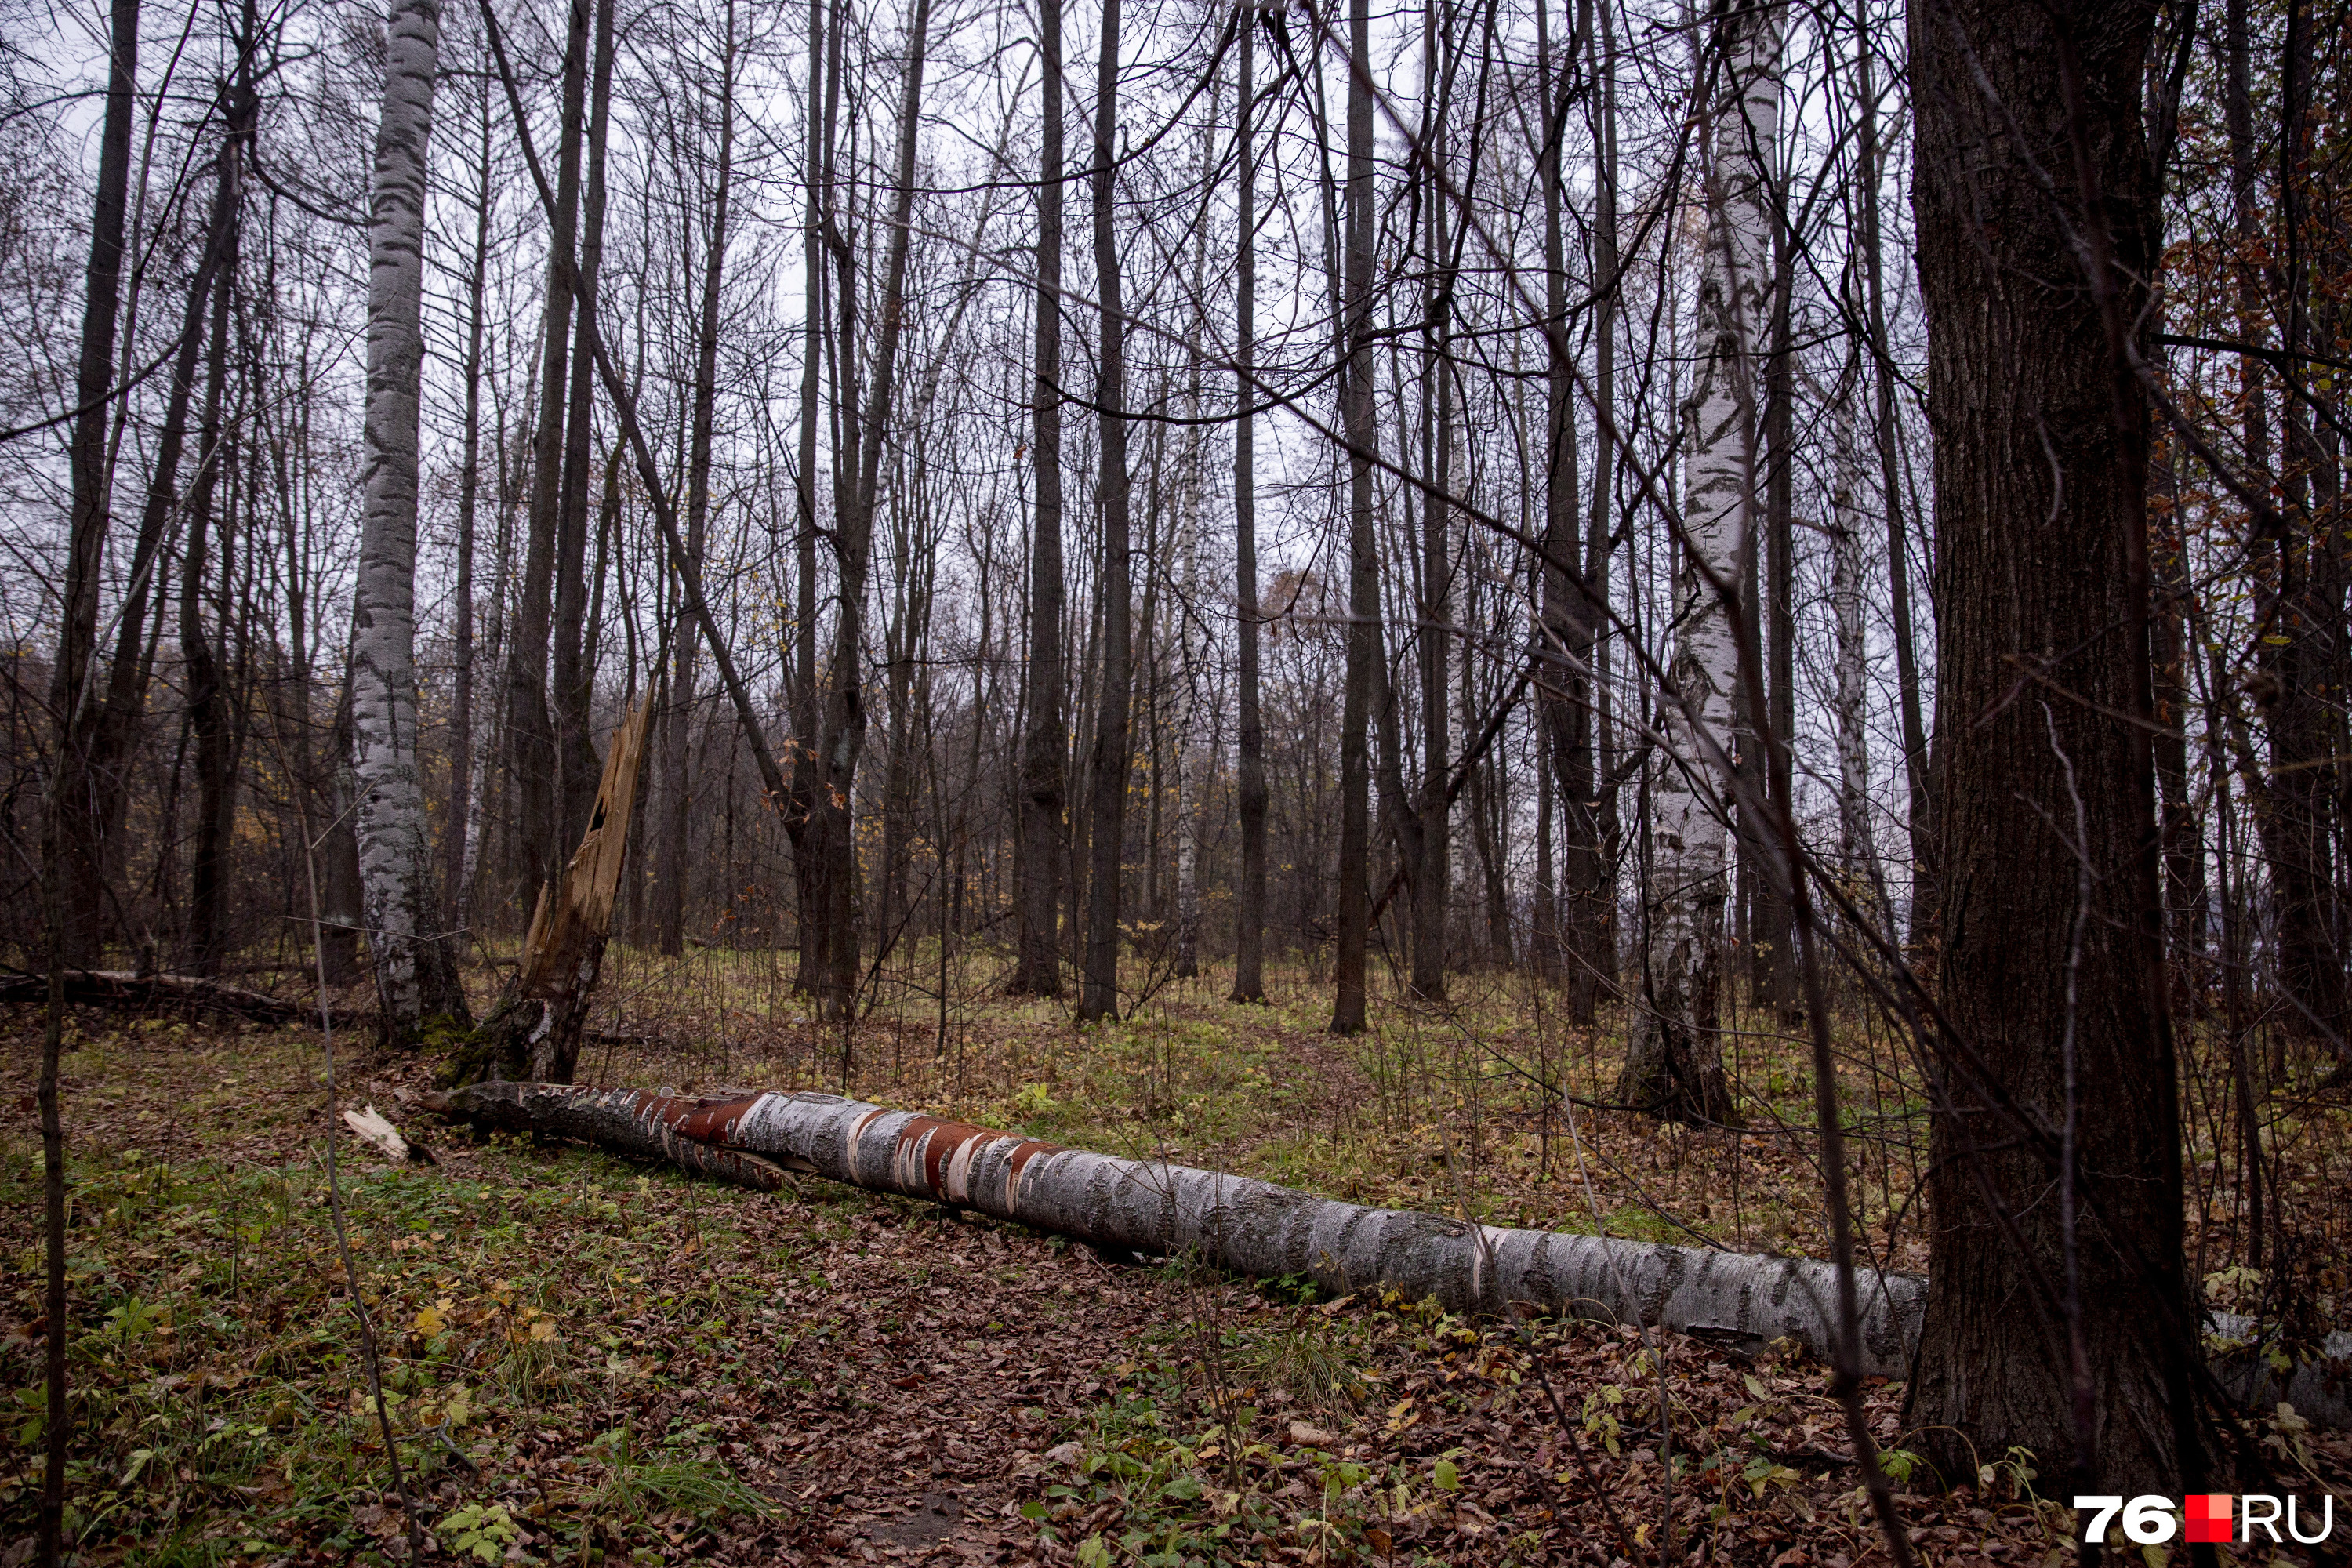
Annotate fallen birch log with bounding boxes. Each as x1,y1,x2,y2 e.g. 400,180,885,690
424,1080,2350,1428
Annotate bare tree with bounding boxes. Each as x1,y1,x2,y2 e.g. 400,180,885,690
351,0,470,1039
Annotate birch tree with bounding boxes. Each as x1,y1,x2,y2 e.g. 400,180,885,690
1615,0,1780,1125
350,0,469,1039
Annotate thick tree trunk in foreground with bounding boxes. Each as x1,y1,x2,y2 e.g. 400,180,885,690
353,0,470,1042
1616,0,1777,1127
1908,0,2194,1494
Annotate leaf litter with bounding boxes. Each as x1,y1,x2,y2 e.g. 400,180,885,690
2,998,2346,1566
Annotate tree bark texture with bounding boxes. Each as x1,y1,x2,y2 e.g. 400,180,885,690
430,1081,1923,1372
1907,0,2194,1492
1012,0,1067,998
464,699,651,1083
1616,0,1777,1127
38,1,138,1544
352,0,470,1040
430,1079,2352,1426
1230,6,1268,1005
1080,0,1133,1024
1330,0,1377,1036
45,0,140,972
506,0,591,896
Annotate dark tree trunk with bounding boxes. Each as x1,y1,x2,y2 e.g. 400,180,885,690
1577,0,1621,1018
1011,0,1065,997
786,0,836,993
1907,0,2198,1492
1537,0,1596,1016
2255,0,2348,1051
1330,0,1377,1035
321,675,365,982
1406,0,1450,1004
38,0,139,1547
808,0,931,1021
442,74,492,937
550,0,618,851
1754,209,1797,1017
1079,0,1134,1024
60,78,243,967
1857,38,1935,955
179,132,243,977
657,2,736,960
1231,9,1267,1004
506,0,591,898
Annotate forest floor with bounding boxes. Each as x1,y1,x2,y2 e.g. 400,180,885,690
3,951,2348,1566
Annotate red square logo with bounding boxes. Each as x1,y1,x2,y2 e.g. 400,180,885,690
2186,1494,2233,1544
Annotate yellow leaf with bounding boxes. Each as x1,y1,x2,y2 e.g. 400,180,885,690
412,1305,446,1338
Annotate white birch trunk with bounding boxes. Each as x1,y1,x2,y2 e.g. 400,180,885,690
432,1080,2352,1426
434,1080,1923,1374
1619,0,1780,1123
1829,350,1874,888
350,0,457,1037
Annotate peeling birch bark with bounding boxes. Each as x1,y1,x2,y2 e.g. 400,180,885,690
425,1080,2352,1425
351,0,469,1042
1617,0,1781,1127
429,1082,1918,1372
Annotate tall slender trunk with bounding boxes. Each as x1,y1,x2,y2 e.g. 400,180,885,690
1538,0,1595,1015
551,0,618,848
1172,112,1213,982
2254,0,2347,1049
1330,0,1378,1036
38,0,138,1548
1080,0,1134,1023
1411,0,1451,1002
787,0,833,990
1615,0,1776,1127
1753,187,1797,1014
811,0,932,1020
178,42,249,978
792,0,851,999
1828,345,1874,894
1231,4,1268,1003
352,0,470,1039
1580,0,1622,1014
442,70,493,935
658,1,736,958
1013,0,1067,996
506,0,590,896
1857,31,1934,951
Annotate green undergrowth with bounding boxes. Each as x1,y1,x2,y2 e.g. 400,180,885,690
0,1080,786,1565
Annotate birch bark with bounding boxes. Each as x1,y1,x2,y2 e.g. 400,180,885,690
1617,0,1778,1125
351,0,468,1038
1829,351,1874,890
